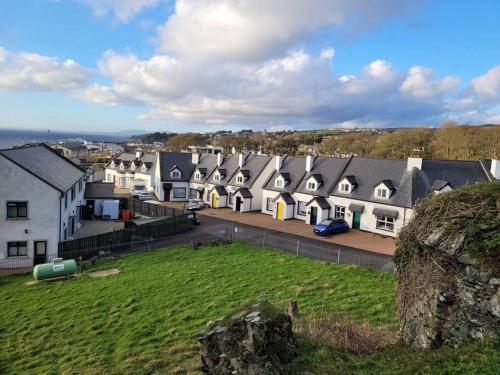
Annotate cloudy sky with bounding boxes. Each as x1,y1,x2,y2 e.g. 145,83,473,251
0,0,499,132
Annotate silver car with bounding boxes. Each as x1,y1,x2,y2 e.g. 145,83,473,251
186,199,205,211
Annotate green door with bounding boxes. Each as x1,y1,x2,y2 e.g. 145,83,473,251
353,212,361,229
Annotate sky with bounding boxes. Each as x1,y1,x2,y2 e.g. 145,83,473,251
0,0,499,133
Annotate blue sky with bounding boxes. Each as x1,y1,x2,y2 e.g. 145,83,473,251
0,0,499,132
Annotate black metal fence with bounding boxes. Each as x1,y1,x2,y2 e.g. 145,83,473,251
123,198,185,218
58,214,193,260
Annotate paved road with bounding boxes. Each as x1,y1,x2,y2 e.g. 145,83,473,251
138,215,394,272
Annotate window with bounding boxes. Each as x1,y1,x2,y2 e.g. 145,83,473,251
7,202,27,218
120,163,124,170
8,241,27,257
35,241,47,255
376,216,395,231
237,175,244,183
171,170,181,179
78,179,82,192
340,183,350,193
214,174,220,181
64,194,68,209
275,179,283,188
228,193,233,204
266,197,274,211
297,201,306,216
335,206,346,218
173,187,186,198
195,172,201,180
307,181,316,190
376,188,387,199
189,188,198,199
71,186,75,201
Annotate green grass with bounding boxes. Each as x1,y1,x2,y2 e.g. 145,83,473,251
0,243,497,374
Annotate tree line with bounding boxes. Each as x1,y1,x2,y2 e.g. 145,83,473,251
135,123,499,160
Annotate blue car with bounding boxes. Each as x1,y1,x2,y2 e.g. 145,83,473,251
313,218,349,236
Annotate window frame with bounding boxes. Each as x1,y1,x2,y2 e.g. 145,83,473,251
214,173,220,182
171,170,181,179
195,172,201,180
296,201,306,216
339,183,350,193
189,188,198,199
334,206,346,218
307,181,317,191
275,178,283,188
266,197,274,212
172,187,186,199
7,201,28,219
376,187,388,199
236,175,244,184
376,215,395,232
64,194,68,209
7,241,28,257
71,186,75,201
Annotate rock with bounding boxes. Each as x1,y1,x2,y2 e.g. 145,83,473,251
197,301,297,375
446,234,465,256
457,253,477,265
424,229,445,246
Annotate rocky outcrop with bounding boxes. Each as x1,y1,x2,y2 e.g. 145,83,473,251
399,251,500,348
197,301,297,374
395,184,500,348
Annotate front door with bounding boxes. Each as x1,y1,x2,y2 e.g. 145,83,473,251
277,202,284,220
34,241,47,265
353,212,361,229
212,193,217,208
310,207,318,225
235,197,242,212
165,189,170,201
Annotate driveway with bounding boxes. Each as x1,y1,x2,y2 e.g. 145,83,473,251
158,203,396,256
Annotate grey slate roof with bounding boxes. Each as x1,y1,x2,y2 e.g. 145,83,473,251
306,196,331,209
0,143,85,193
109,152,156,172
431,179,451,191
210,185,228,196
191,154,218,183
228,154,272,188
263,156,306,192
84,182,115,199
273,192,295,205
159,152,194,182
54,142,87,151
413,159,489,202
234,187,253,199
331,157,413,208
295,156,350,196
206,154,240,186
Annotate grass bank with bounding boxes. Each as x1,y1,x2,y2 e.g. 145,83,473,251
0,242,497,374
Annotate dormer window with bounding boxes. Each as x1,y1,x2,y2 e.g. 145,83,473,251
377,188,388,198
171,170,181,179
111,161,115,168
131,164,136,171
214,173,220,181
195,172,201,180
120,163,124,170
307,181,317,191
275,178,284,188
237,176,244,183
340,183,350,193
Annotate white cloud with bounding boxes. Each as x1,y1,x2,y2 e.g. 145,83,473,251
471,65,500,98
400,66,460,99
0,47,87,91
320,48,335,60
74,83,120,106
157,0,413,62
78,0,160,23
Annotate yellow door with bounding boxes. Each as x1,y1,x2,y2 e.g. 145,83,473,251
277,202,284,220
212,193,217,208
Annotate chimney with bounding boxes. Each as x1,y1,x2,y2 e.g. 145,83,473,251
135,148,143,159
491,160,500,180
305,155,314,173
217,153,223,167
238,153,246,168
192,152,200,165
275,155,283,171
407,157,422,171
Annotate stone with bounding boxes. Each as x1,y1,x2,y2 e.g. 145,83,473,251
197,301,297,374
424,229,445,246
446,234,465,256
457,253,477,265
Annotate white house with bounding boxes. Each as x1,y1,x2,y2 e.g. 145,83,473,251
261,155,306,220
226,154,274,212
0,144,86,267
154,152,195,201
105,148,156,191
204,153,239,208
189,153,218,200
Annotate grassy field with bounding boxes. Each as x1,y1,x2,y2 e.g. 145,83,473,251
0,243,498,374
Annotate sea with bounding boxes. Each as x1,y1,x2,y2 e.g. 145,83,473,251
0,128,129,149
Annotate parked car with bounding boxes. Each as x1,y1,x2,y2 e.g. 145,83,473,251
143,200,161,205
131,183,146,197
186,199,205,211
313,218,349,236
137,191,153,201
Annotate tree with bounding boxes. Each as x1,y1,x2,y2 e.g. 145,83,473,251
166,133,204,151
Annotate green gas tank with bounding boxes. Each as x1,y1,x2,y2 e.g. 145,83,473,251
33,258,77,280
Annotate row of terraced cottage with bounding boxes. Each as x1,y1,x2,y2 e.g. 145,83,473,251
106,149,500,238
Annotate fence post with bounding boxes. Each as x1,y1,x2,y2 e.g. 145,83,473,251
337,248,340,263
296,239,300,256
